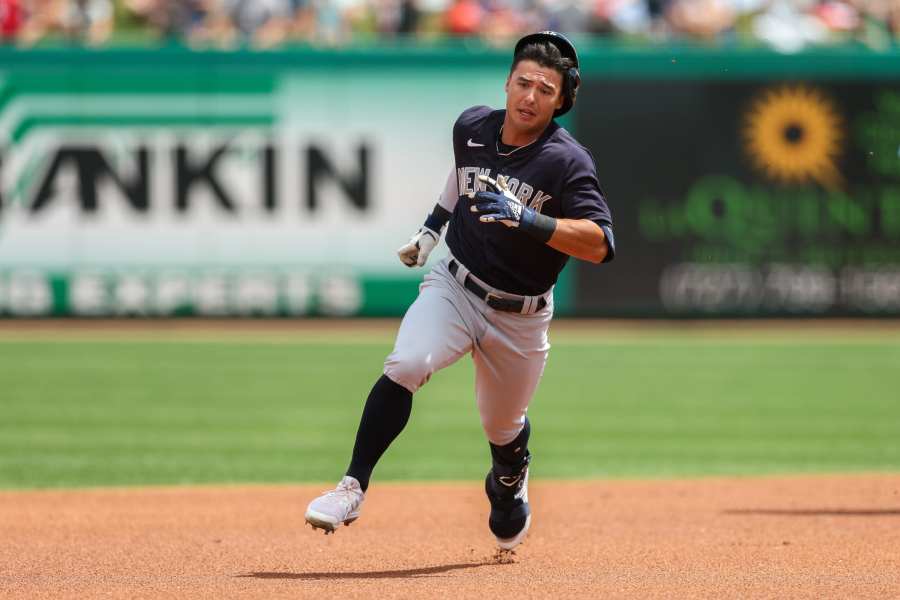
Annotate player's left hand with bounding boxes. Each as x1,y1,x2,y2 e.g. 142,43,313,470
469,175,538,229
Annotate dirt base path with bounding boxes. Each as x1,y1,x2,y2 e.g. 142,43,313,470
2,475,899,599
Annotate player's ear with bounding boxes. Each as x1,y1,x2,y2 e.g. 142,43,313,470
554,80,564,109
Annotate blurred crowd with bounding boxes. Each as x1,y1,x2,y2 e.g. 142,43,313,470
1,0,898,51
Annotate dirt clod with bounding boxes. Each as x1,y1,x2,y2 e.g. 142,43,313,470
492,548,517,564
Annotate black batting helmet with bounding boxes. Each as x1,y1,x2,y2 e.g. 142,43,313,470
513,31,581,117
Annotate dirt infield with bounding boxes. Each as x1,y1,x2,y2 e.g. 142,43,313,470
2,475,899,599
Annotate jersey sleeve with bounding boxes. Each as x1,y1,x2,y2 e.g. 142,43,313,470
559,148,616,262
437,166,459,213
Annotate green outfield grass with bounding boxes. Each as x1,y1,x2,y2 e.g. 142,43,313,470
1,328,899,489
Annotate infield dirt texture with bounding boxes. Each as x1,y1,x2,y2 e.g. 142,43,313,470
1,319,899,598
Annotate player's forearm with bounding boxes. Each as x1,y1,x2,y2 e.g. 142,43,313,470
422,167,459,232
546,218,608,264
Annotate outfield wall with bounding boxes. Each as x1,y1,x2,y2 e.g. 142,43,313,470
0,45,898,317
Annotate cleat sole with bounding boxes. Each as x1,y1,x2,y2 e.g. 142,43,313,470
495,514,531,550
305,511,361,534
305,517,337,533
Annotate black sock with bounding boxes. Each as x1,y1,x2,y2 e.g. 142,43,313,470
345,374,413,492
489,417,531,468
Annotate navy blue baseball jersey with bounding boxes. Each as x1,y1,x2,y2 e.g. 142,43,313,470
445,105,615,296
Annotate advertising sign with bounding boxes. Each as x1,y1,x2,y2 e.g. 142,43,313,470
578,80,900,316
0,59,508,316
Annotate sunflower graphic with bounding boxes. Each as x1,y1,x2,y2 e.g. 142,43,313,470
742,85,844,189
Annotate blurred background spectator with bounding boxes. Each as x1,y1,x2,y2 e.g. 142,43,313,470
17,0,114,45
1,0,24,41
2,0,899,50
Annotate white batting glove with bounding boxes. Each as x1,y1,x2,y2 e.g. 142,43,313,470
478,174,519,204
397,226,440,267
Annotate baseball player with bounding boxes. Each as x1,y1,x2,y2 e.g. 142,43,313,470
305,31,615,550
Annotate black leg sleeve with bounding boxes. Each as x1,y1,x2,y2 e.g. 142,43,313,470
345,374,413,492
489,416,531,467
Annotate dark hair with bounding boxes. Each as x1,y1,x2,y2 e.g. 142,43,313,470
510,42,574,79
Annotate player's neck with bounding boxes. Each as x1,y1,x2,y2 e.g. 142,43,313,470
500,116,546,148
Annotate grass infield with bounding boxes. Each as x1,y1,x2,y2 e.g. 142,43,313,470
1,323,899,488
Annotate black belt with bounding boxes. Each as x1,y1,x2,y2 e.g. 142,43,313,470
448,260,547,314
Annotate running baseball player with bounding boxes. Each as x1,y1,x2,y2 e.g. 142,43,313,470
305,31,615,551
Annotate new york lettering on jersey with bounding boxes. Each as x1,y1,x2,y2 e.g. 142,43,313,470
456,167,554,214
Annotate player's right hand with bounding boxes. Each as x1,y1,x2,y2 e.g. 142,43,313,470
397,227,440,268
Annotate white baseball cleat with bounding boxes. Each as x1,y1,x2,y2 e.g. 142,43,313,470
305,476,365,534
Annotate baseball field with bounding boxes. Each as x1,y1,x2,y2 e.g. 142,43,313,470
2,319,899,598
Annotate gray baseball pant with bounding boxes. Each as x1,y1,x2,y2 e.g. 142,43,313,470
383,256,553,445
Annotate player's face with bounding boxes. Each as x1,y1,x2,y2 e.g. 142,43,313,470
504,60,565,135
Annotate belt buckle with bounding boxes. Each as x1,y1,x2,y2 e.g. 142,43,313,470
485,292,507,310
485,292,502,306
485,292,519,312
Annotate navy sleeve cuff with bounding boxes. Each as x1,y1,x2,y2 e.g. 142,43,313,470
424,204,452,232
522,210,557,243
599,224,616,263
